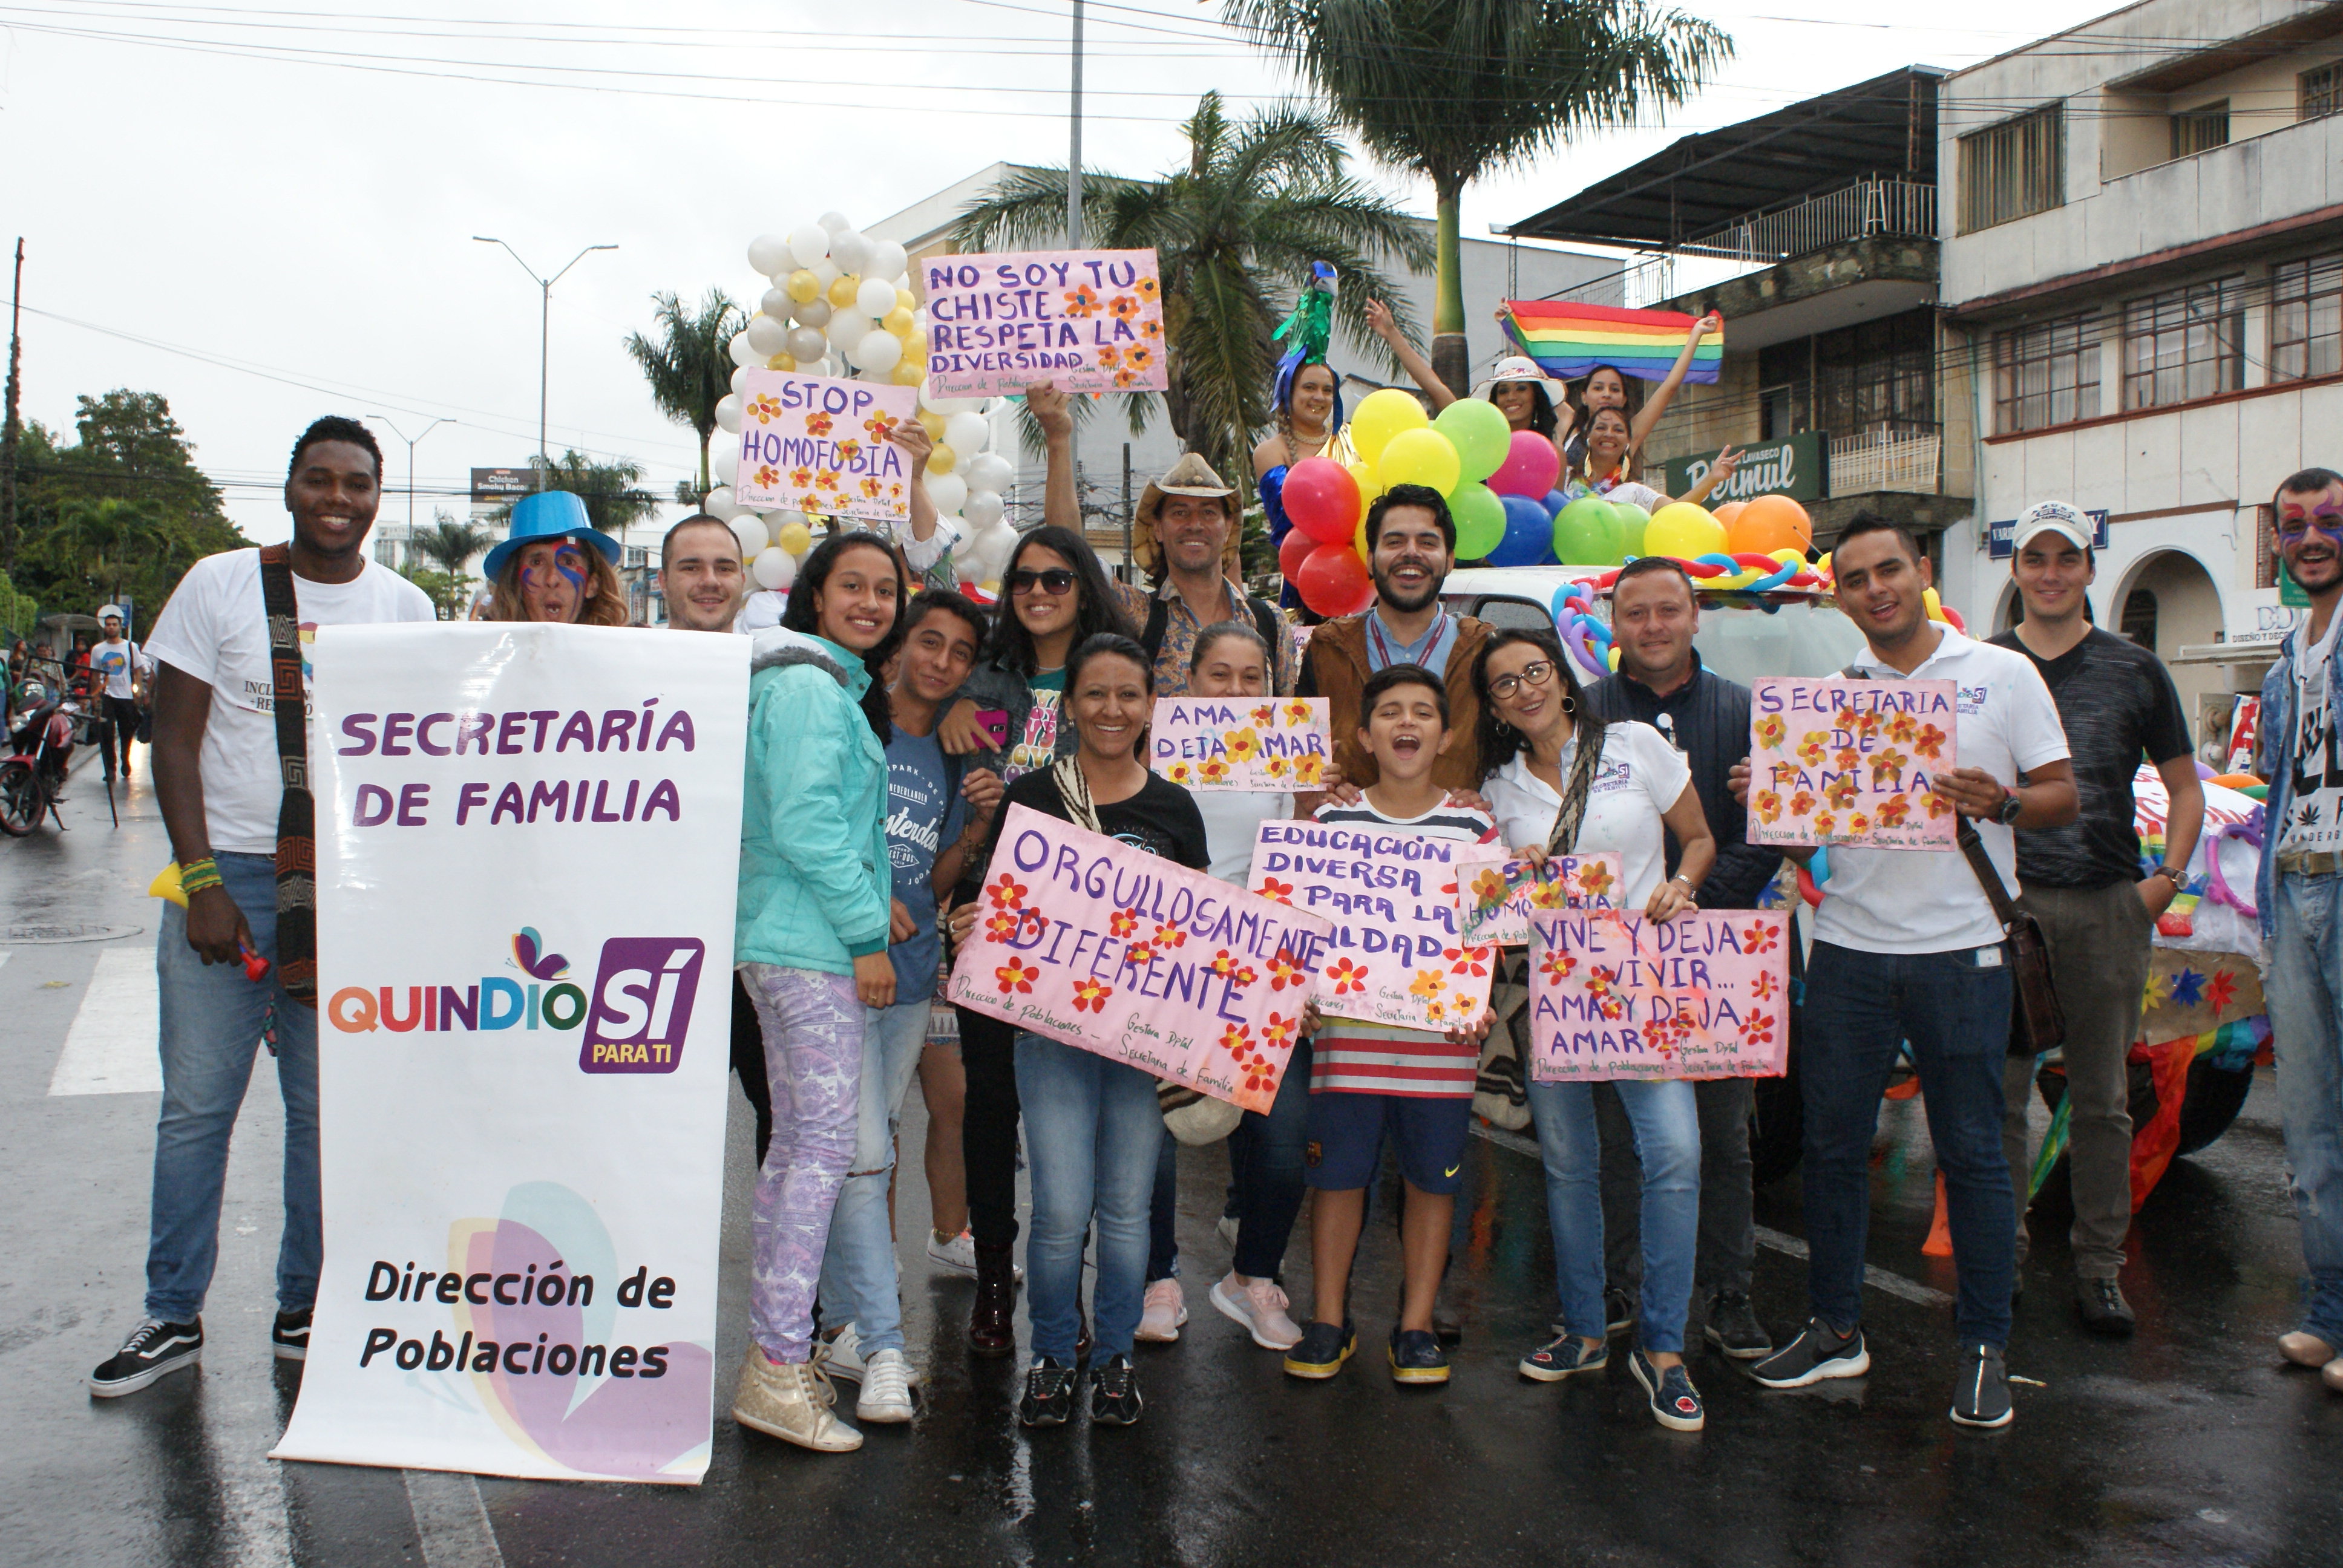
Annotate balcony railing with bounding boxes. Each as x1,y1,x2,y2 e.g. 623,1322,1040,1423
1828,426,1940,495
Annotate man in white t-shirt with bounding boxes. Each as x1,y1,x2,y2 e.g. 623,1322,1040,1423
88,416,435,1399
90,605,144,783
2254,466,2343,1392
1732,514,2076,1431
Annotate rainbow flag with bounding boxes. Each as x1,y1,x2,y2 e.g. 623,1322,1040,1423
1499,300,1723,384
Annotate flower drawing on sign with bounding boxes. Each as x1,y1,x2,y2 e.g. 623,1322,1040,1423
1108,908,1139,938
837,439,863,465
1754,789,1783,825
1123,939,1154,967
986,874,1028,912
1070,978,1115,1013
816,469,842,492
860,477,884,500
1870,746,1910,789
1224,728,1262,762
1096,344,1122,370
1064,285,1103,318
1291,754,1325,785
1113,368,1139,388
1267,948,1307,990
1166,760,1193,783
1252,702,1277,727
1198,757,1231,784
1423,999,1448,1023
1208,949,1242,979
1741,920,1781,954
1408,968,1446,1001
1833,705,1858,731
1797,731,1829,766
994,958,1038,995
1263,755,1291,780
2168,967,2207,1008
1875,795,1910,827
1925,792,1955,820
1530,877,1567,909
1444,945,1490,978
982,911,1021,944
1576,861,1614,900
1887,711,1918,743
1743,1010,1777,1047
1852,710,1880,739
1152,921,1188,950
1261,1011,1297,1047
863,410,900,442
1234,965,1258,988
1538,948,1579,982
1754,714,1787,750
1109,294,1141,322
1833,746,1862,773
1812,811,1837,837
1913,723,1948,760
748,394,784,422
1469,867,1509,910
753,465,780,489
805,411,834,437
1242,1054,1277,1094
1750,969,1780,1001
1789,789,1816,817
1219,1022,1252,1057
1323,956,1369,996
1256,875,1295,906
1824,774,1860,810
1142,318,1163,339
791,466,814,489
1846,812,1870,837
1136,276,1161,301
1127,345,1156,373
2206,969,2239,1011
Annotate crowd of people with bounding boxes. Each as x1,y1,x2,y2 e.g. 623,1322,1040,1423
74,379,2343,1463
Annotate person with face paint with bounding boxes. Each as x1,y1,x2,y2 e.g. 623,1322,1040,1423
729,531,909,1454
2256,467,2343,1394
483,491,629,626
1563,407,1738,516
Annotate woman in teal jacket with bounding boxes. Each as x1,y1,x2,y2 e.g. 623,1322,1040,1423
731,529,905,1456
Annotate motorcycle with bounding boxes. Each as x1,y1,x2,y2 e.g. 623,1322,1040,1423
1,679,98,835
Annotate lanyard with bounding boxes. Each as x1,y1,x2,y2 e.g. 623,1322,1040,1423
1368,610,1453,674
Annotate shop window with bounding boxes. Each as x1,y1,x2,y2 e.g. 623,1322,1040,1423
2170,100,2230,158
1959,105,2064,234
1993,311,2102,433
2303,62,2341,120
2270,253,2343,383
2122,278,2243,410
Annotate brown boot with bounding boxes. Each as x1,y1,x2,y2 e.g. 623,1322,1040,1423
970,1241,1017,1356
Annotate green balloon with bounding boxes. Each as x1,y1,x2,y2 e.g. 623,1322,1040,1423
1450,481,1507,560
1432,397,1513,484
1553,495,1621,565
1608,500,1650,560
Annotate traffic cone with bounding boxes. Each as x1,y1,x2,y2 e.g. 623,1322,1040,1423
1922,1170,1953,1257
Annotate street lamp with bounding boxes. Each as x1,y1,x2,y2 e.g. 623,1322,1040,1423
367,416,454,563
472,237,618,489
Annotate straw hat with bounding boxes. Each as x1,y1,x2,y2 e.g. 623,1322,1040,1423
1133,452,1241,577
1469,354,1566,411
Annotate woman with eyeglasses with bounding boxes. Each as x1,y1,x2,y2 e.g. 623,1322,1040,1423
931,524,1138,1354
1471,626,1721,1431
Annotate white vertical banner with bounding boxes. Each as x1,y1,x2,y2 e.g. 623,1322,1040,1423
272,624,746,1486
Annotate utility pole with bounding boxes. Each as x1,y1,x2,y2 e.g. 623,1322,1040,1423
1066,0,1084,489
2,240,23,574
1121,442,1133,582
473,238,617,489
367,415,455,567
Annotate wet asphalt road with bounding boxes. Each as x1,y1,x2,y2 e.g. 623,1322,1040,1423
5,752,2342,1567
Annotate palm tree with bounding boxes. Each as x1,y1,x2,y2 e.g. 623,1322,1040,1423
36,496,157,604
489,451,661,538
413,514,493,579
954,92,1433,478
624,289,747,500
1225,0,1732,394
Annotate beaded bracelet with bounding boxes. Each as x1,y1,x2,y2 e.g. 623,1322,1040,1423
179,857,224,897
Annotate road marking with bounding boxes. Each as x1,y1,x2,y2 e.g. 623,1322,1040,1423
405,1469,506,1568
1469,1121,1953,1308
47,946,161,1095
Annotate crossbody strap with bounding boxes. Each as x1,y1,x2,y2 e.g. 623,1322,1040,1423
1955,817,2024,932
1543,716,1608,857
257,544,319,1006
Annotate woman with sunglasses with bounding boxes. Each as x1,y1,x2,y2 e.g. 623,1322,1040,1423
1471,627,1719,1431
932,525,1138,1353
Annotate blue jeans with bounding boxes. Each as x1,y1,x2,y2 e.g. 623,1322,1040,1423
2267,871,2343,1342
1015,1031,1164,1361
147,852,320,1322
1230,1037,1313,1280
1527,1077,1700,1354
815,995,932,1356
1802,941,2015,1348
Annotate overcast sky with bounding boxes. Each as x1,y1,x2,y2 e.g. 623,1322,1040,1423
2,0,2122,546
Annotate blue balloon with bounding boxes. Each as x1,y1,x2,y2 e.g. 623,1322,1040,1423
1488,492,1556,567
1542,488,1569,518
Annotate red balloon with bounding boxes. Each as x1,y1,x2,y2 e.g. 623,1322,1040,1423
1277,524,1318,583
1295,540,1373,616
1282,456,1363,546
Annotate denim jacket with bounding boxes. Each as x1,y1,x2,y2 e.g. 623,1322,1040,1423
2254,615,2343,941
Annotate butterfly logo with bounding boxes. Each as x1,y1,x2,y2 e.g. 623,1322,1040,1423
512,927,571,980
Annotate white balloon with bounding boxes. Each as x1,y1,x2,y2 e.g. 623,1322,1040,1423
752,546,793,591
818,211,851,235
784,325,826,363
827,310,872,348
860,365,895,384
964,489,1006,530
760,286,793,319
729,330,759,368
729,365,750,397
854,275,897,319
791,295,832,329
748,232,793,276
714,393,743,434
971,518,1020,581
704,485,741,520
745,313,790,356
867,240,909,287
811,258,841,289
788,224,830,270
920,377,983,416
710,433,739,485
829,229,871,276
944,411,990,458
730,514,768,558
965,451,1015,494
852,330,903,373
923,471,968,516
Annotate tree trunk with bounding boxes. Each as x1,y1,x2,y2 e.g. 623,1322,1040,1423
1430,178,1469,403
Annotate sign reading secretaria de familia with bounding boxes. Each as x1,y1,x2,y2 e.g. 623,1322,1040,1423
1529,909,1791,1082
947,805,1332,1112
1152,696,1331,790
272,623,746,1486
1746,676,1959,851
923,249,1169,400
733,368,919,524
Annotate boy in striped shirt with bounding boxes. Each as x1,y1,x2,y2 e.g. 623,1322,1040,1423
1285,663,1498,1387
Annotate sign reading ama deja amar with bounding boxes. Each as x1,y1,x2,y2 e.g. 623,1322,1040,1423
1152,696,1331,790
1746,676,1959,851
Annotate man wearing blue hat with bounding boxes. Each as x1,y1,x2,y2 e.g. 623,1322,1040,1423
483,489,629,625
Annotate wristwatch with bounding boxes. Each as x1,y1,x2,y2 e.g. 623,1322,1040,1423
2149,864,2186,888
1994,789,2025,826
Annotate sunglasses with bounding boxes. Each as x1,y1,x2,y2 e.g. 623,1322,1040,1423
1008,567,1078,596
1487,659,1558,701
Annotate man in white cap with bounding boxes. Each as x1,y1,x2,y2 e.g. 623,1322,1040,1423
91,604,144,783
1988,500,2202,1336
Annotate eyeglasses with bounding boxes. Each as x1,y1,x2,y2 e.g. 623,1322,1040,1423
1487,659,1558,701
1008,567,1078,596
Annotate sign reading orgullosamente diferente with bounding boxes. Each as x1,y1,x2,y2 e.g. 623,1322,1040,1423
271,623,745,1486
1746,676,1959,851
947,805,1332,1113
733,368,919,524
923,249,1168,400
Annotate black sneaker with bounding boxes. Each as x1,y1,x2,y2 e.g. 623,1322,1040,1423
1950,1343,2013,1429
1604,1289,1636,1336
1018,1356,1075,1426
2076,1277,2135,1338
1283,1319,1356,1380
1703,1290,1773,1360
1749,1318,1869,1389
1388,1327,1450,1385
272,1308,312,1362
89,1317,204,1397
1629,1348,1706,1432
1088,1353,1142,1425
1518,1332,1607,1382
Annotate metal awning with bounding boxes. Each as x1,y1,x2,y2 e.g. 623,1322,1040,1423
1502,67,1944,250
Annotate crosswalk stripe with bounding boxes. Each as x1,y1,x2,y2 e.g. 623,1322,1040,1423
48,945,162,1095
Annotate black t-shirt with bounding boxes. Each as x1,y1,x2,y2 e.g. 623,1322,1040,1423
1988,626,2192,889
981,767,1211,877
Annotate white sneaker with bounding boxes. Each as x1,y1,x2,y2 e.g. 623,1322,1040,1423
1216,1215,1240,1247
857,1348,916,1423
819,1321,920,1388
926,1227,1020,1282
1209,1272,1303,1351
1136,1278,1188,1342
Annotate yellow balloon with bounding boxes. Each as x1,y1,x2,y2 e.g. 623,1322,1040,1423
891,359,925,386
827,273,862,308
1375,426,1460,495
1354,513,1372,567
903,329,931,362
882,305,916,336
1345,459,1381,504
776,520,814,557
917,410,947,439
1642,501,1728,560
928,441,958,475
785,269,821,304
1350,387,1429,465
1924,586,1947,622
896,287,917,312
765,353,796,372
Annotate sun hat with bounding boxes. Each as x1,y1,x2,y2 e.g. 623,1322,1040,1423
481,490,623,581
1468,354,1566,410
2012,500,2092,555
1133,452,1242,577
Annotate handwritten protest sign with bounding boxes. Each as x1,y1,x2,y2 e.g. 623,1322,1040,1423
1528,909,1791,1082
948,805,1331,1112
1248,820,1496,1031
1152,697,1330,791
1451,850,1622,946
924,249,1168,400
1746,676,1959,850
733,368,919,524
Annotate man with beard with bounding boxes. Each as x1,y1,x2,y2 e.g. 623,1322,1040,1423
1298,484,1491,792
1111,451,1293,698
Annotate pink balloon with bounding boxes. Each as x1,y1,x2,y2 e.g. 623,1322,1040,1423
1487,429,1562,499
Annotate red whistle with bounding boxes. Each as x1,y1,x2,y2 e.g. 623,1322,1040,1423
239,942,271,984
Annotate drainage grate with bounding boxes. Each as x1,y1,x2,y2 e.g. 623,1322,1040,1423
3,923,143,944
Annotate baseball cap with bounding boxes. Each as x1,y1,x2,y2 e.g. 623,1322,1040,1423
2012,501,2092,554
99,604,125,620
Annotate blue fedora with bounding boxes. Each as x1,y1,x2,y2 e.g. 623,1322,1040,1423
480,490,623,581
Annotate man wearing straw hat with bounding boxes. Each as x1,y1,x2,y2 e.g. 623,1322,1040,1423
1111,452,1293,699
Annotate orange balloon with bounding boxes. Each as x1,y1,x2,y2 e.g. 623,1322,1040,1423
1728,493,1814,555
1713,501,1747,529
